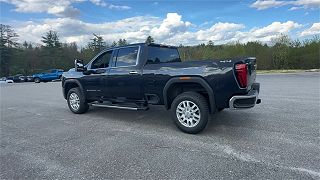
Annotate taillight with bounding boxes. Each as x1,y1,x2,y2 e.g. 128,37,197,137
235,64,248,88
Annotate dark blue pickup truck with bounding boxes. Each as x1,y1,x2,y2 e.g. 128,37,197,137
62,43,261,134
33,69,64,83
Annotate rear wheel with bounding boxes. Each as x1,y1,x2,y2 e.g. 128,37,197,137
67,87,89,114
171,92,209,134
34,78,40,83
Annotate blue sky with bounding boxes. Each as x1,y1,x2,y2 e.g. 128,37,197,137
0,0,319,46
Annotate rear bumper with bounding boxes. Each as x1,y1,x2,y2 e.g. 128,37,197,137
229,83,261,110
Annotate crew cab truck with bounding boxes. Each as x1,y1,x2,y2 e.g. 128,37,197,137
62,43,261,134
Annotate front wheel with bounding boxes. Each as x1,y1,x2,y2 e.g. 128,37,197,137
171,92,209,134
67,87,89,114
34,77,40,83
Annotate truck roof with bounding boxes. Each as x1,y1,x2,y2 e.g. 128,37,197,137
107,43,177,50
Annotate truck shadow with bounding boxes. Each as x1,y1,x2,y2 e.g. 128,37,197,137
85,105,259,138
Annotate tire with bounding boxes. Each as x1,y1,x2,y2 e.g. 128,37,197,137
171,91,209,134
34,78,40,83
67,87,89,114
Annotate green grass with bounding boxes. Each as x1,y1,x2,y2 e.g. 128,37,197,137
256,69,319,74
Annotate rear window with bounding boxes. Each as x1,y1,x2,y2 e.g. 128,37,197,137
147,46,181,64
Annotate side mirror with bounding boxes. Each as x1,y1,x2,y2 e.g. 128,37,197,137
74,59,86,72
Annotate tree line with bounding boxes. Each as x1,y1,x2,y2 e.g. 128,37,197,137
0,24,319,76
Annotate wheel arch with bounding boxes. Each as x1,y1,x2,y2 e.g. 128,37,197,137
163,77,216,113
63,79,85,100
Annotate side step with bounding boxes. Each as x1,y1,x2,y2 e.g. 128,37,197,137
89,102,149,111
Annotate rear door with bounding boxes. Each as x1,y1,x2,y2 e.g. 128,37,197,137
107,46,143,100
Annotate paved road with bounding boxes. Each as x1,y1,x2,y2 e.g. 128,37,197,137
1,73,319,179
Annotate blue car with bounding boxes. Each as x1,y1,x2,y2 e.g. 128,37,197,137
33,69,64,83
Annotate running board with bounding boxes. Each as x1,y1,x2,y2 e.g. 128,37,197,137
90,103,148,111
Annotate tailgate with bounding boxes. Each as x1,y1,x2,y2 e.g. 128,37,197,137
245,57,257,89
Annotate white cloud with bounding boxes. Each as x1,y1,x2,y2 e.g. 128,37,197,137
299,23,320,36
1,0,82,18
234,21,302,43
150,13,192,39
250,0,320,10
15,16,161,46
294,0,320,8
289,6,303,10
90,0,107,6
0,0,131,18
12,13,306,47
250,0,287,10
195,22,245,41
250,21,302,37
89,0,131,10
108,4,131,10
162,21,302,45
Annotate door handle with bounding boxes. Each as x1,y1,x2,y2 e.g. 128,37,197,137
129,71,138,74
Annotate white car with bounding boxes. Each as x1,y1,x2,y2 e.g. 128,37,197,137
0,77,14,83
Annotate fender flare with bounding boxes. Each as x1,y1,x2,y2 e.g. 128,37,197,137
163,77,216,113
63,79,85,100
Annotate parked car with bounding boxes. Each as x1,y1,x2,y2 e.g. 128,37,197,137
33,69,64,83
7,74,23,83
6,79,14,83
26,76,34,82
0,77,13,83
62,43,261,134
19,75,27,82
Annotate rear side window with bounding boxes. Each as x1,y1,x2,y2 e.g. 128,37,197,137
115,47,139,67
147,46,181,64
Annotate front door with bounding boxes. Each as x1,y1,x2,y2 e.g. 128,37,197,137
81,50,113,100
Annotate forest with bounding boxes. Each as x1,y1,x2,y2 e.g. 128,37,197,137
1,24,319,76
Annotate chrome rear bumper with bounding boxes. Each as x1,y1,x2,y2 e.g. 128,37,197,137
229,83,261,110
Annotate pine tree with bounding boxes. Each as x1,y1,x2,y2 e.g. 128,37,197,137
41,30,60,48
88,33,106,52
111,41,117,47
0,24,19,76
145,36,155,44
117,39,128,46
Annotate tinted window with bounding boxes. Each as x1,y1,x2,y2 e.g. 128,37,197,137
116,47,139,67
91,51,112,69
147,46,181,64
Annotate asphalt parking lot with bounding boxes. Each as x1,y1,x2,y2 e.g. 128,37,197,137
1,72,319,179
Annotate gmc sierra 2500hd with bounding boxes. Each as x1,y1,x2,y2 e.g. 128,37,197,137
62,43,261,134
